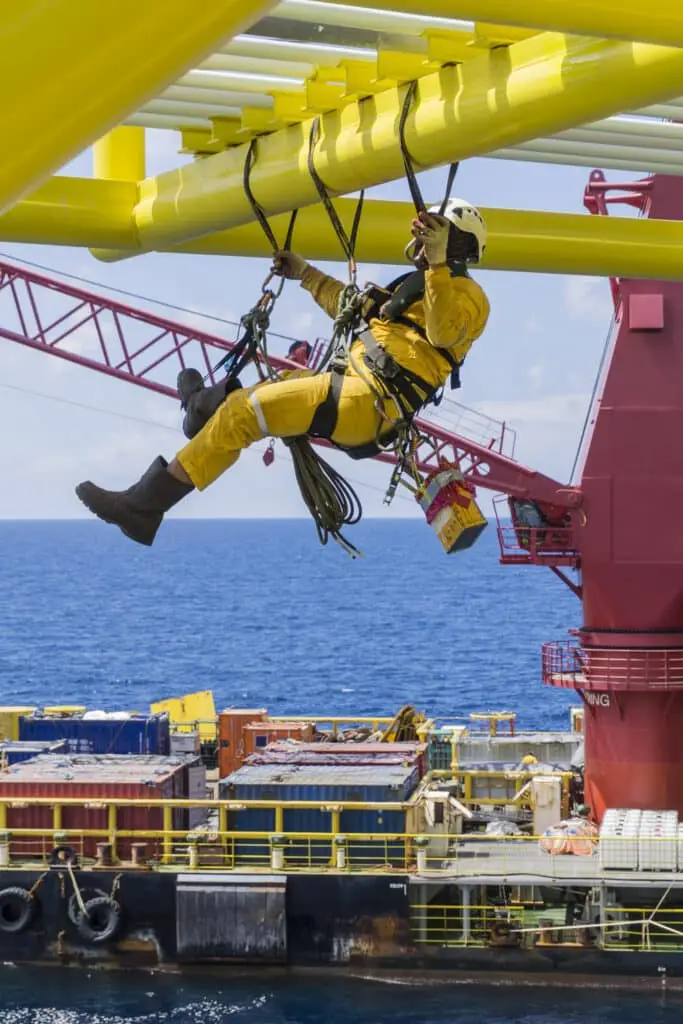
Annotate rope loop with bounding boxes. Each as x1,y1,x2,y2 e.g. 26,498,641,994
398,80,460,218
307,117,365,285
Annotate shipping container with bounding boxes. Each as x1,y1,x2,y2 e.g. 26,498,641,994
242,721,315,762
247,741,428,776
19,711,170,756
217,708,268,778
0,707,36,742
170,731,201,756
0,753,201,860
0,739,67,765
220,763,419,866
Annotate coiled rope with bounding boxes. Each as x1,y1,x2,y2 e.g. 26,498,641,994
284,437,363,556
240,135,366,556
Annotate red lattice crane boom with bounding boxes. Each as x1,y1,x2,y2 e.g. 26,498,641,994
0,257,578,520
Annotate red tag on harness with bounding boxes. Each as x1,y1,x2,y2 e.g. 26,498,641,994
263,441,275,467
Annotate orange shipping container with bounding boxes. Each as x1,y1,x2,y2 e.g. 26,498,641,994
217,708,267,779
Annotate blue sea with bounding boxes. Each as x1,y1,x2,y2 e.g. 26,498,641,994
0,518,666,1023
1,519,579,729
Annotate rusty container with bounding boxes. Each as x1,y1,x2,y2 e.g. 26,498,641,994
0,753,196,861
242,722,315,763
217,709,268,779
248,741,428,777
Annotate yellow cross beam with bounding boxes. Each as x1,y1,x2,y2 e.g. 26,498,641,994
96,31,683,258
0,0,279,215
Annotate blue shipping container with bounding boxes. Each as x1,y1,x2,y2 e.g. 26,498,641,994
0,740,67,765
220,763,419,866
18,713,170,756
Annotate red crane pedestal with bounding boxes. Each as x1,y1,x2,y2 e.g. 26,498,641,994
545,173,683,820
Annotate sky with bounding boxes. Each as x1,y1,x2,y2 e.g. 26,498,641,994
0,130,635,520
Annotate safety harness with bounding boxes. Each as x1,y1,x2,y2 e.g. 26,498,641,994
307,259,470,459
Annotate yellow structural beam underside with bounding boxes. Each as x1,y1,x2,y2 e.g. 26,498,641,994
97,30,683,258
4,178,683,280
0,0,278,215
324,0,683,49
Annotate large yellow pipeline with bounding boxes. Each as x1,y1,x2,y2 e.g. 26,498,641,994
323,0,683,49
99,31,683,257
0,0,278,215
4,181,683,281
160,204,683,281
0,178,137,249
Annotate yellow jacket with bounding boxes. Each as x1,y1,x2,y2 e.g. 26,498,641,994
300,263,490,390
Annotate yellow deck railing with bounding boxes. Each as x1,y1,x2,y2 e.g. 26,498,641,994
410,902,683,954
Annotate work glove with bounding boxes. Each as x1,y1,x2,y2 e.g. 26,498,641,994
272,250,309,280
410,211,451,267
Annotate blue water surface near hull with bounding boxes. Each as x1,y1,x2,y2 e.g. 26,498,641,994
0,970,682,1023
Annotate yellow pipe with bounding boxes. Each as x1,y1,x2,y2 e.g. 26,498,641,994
148,202,683,281
0,0,279,214
100,31,683,255
162,805,173,865
108,803,117,861
93,128,146,183
0,177,138,249
7,182,683,279
322,0,683,49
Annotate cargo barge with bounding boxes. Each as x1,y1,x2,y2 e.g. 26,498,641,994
0,697,677,984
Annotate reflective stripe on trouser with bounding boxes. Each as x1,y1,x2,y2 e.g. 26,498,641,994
176,365,398,491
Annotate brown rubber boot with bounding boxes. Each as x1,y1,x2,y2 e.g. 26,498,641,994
75,456,194,546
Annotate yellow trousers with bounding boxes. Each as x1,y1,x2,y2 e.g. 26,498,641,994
177,363,397,491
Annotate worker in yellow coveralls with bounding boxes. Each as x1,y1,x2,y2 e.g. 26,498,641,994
76,201,490,546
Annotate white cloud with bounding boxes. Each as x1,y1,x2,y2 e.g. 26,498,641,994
564,277,613,322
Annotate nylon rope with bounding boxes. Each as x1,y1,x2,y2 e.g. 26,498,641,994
66,862,88,917
307,117,365,280
243,137,298,256
398,79,460,217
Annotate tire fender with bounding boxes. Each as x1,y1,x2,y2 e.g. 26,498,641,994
75,896,122,944
49,845,79,867
0,886,36,934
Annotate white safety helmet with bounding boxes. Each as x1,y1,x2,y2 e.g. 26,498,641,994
431,198,487,264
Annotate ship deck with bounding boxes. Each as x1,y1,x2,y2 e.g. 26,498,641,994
433,840,683,887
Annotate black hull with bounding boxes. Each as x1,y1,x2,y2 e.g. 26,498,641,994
0,868,679,987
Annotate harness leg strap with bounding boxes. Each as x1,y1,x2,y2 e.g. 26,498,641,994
308,371,344,438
